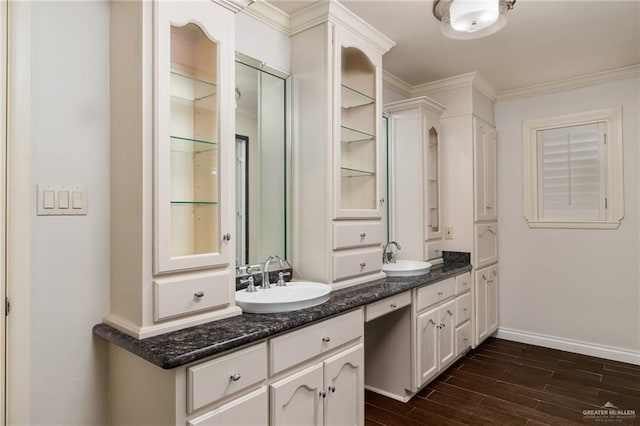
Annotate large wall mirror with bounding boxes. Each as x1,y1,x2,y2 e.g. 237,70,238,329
235,54,290,269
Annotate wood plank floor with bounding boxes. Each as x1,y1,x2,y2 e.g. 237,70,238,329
365,337,640,426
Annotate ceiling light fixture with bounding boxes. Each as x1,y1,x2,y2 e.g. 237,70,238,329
433,0,517,40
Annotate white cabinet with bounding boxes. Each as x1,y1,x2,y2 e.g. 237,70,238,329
386,97,446,261
474,117,497,222
291,2,394,286
108,0,241,338
416,300,455,387
271,363,324,426
474,223,498,269
188,388,268,426
475,264,499,343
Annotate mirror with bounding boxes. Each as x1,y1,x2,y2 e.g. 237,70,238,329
235,54,290,268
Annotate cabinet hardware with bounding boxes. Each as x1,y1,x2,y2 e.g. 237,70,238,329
441,323,445,328
463,338,469,342
492,270,497,276
360,262,366,269
463,308,468,312
437,291,443,296
390,303,397,308
379,197,385,205
230,373,241,381
194,291,205,298
482,274,487,280
321,336,331,343
329,386,336,393
360,232,366,239
319,391,327,398
222,233,232,241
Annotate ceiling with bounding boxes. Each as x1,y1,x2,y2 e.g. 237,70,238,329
264,0,640,92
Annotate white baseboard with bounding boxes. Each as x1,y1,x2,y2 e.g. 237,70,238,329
496,327,640,366
364,385,412,403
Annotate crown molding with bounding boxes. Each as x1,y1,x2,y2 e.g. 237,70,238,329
496,64,640,102
242,0,290,35
212,0,255,13
289,1,395,54
385,96,447,115
382,70,413,99
392,70,497,102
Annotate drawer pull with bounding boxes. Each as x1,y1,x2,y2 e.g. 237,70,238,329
463,308,468,312
390,303,397,308
482,274,487,280
360,232,367,239
194,291,205,298
329,386,336,393
463,337,469,342
493,270,497,276
222,233,232,241
229,372,241,382
322,336,331,343
360,262,366,269
437,291,443,296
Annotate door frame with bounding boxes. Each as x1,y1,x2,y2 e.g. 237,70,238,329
6,1,32,424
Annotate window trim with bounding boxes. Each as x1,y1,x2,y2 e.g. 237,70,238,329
523,107,624,229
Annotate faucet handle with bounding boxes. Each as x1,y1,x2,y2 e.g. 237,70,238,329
276,271,291,287
241,276,257,293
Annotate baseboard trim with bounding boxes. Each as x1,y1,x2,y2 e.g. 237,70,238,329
496,327,640,366
364,385,412,403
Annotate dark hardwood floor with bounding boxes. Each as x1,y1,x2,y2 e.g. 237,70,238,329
365,337,640,426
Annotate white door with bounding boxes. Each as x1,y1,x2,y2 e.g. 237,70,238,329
188,387,268,426
416,307,439,387
475,269,489,344
271,363,324,426
438,300,456,368
487,266,499,335
324,344,364,426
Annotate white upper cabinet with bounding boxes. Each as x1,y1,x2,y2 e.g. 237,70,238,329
108,0,240,338
155,1,234,273
474,117,497,222
386,97,446,261
334,26,382,219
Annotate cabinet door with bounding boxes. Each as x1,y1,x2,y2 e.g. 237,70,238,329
475,268,489,344
487,265,499,336
155,1,234,273
334,25,383,219
416,307,439,387
438,300,456,368
271,363,324,426
188,387,268,426
474,118,497,222
324,344,364,426
425,121,442,241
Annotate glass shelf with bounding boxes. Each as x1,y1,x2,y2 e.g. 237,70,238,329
170,136,218,154
341,84,374,109
341,126,375,143
171,201,218,205
341,167,375,178
171,71,217,102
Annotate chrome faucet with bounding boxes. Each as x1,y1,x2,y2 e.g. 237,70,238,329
382,241,402,264
262,255,285,289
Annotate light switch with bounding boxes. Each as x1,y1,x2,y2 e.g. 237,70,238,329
72,191,83,209
58,191,69,209
37,184,87,216
43,191,55,209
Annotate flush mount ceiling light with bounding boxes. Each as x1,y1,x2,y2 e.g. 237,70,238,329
433,0,517,40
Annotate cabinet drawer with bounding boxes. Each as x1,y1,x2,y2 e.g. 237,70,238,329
416,278,455,312
333,221,384,250
187,342,267,413
188,387,268,426
455,292,471,326
333,248,382,282
475,223,498,268
270,309,363,375
424,240,443,261
455,272,471,295
455,320,472,357
365,291,411,322
153,270,230,322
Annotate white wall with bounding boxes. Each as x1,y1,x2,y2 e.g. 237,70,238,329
29,1,110,424
495,77,640,359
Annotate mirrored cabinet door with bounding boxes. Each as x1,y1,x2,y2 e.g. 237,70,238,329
425,126,442,240
335,29,382,219
155,2,234,273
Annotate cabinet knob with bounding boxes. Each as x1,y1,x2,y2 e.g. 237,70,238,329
360,262,366,269
379,197,385,205
230,373,241,382
329,386,336,393
463,308,468,312
437,291,443,296
319,391,327,398
223,233,232,241
390,303,397,308
482,274,487,280
194,291,205,298
441,323,446,328
360,232,367,239
322,336,331,343
463,338,469,343
493,270,497,276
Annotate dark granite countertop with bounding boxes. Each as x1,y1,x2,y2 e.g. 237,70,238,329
93,259,471,370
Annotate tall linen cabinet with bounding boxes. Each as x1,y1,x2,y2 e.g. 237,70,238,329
290,2,395,288
108,0,242,339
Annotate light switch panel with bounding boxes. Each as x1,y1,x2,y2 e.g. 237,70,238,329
37,185,87,216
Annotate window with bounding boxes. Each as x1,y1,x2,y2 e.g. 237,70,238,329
523,108,623,229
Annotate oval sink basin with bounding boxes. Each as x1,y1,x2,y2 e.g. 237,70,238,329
383,260,433,277
236,282,332,313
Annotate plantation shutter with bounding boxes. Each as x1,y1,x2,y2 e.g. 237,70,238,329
536,122,606,221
